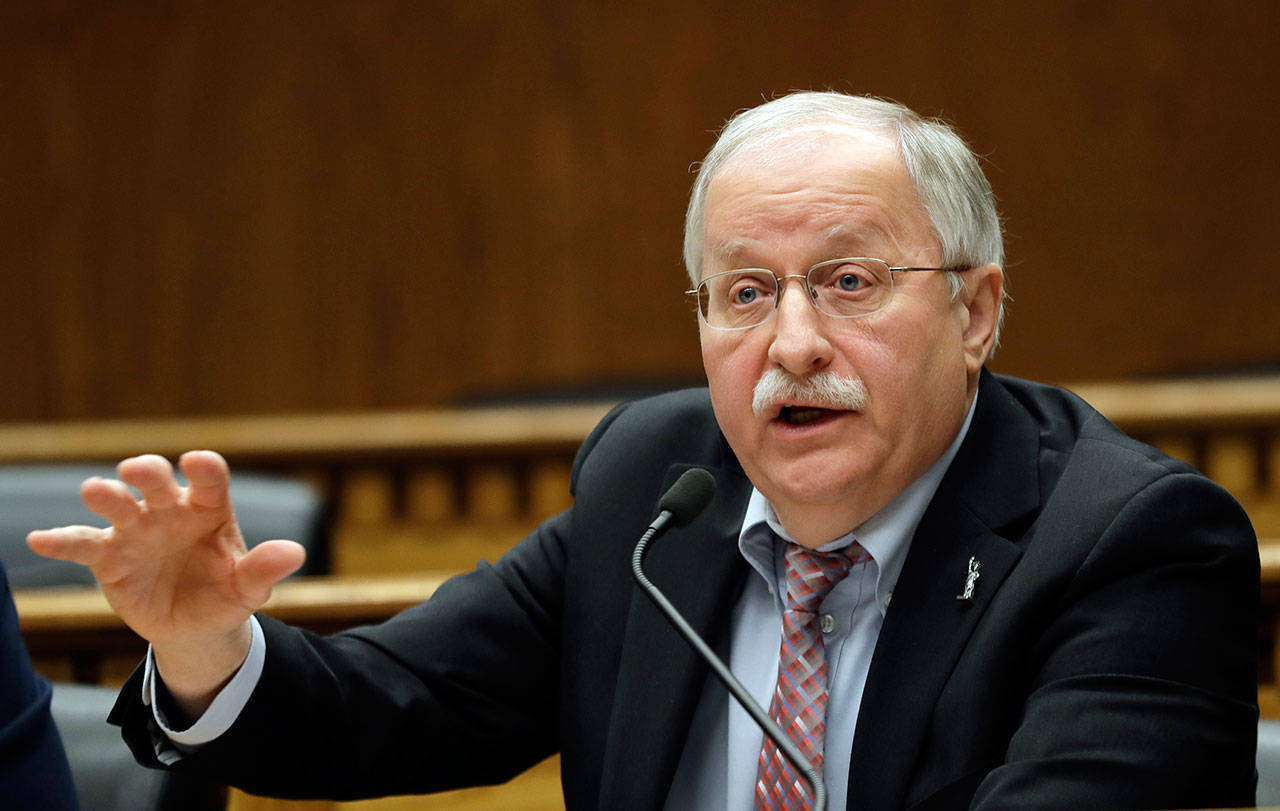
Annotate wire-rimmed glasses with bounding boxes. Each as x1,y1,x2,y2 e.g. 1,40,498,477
687,257,969,331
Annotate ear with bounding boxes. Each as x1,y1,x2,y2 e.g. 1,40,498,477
957,263,1003,374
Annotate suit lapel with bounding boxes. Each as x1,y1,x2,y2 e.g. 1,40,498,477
597,462,753,810
847,374,1042,810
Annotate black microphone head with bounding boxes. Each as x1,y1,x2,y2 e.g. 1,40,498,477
657,468,717,527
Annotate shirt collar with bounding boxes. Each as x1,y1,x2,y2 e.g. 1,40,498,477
737,386,980,611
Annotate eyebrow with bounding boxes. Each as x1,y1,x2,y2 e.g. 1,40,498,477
707,237,757,263
823,221,888,248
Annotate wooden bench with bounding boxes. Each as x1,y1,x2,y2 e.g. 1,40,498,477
14,573,451,685
4,377,1279,570
1071,376,1280,539
0,402,616,576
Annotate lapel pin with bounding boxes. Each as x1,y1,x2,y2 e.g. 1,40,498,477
956,556,981,602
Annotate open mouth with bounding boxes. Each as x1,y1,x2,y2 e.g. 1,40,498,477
777,405,843,426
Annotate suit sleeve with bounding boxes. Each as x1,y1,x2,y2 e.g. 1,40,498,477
112,506,572,799
973,471,1260,810
0,562,78,810
111,401,634,800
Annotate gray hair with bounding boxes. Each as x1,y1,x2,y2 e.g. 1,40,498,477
683,91,1006,342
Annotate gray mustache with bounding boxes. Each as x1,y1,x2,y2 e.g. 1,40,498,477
752,369,869,416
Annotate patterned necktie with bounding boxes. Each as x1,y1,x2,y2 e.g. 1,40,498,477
754,540,870,810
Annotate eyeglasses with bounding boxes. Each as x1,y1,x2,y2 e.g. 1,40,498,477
687,257,969,331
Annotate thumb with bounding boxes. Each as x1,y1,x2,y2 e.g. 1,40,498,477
234,539,307,608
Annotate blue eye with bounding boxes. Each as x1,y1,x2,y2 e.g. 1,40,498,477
734,287,759,304
837,273,864,291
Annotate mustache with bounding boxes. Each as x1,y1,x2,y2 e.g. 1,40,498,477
752,369,868,416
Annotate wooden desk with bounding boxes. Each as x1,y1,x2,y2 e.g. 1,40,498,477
0,403,615,579
15,573,452,684
0,405,615,464
1261,540,1280,583
1068,376,1280,431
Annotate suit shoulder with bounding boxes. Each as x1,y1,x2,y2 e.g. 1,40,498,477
992,373,1195,478
987,374,1253,553
610,387,716,422
569,388,732,492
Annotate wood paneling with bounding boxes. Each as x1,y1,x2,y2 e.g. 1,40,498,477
2,2,1278,422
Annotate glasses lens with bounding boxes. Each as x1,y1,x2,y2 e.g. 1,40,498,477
698,270,777,329
807,259,891,318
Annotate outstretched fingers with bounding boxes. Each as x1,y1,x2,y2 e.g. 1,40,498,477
118,454,183,510
26,525,110,567
28,473,144,566
178,450,233,511
80,476,143,528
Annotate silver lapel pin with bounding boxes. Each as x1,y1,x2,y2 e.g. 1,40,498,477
956,556,981,601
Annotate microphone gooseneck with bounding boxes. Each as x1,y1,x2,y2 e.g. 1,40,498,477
631,467,827,811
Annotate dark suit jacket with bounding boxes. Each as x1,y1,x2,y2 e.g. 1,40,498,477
115,371,1260,809
1,560,78,810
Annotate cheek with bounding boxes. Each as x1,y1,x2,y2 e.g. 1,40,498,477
830,321,895,390
845,313,956,411
701,332,756,390
881,317,970,430
700,333,764,434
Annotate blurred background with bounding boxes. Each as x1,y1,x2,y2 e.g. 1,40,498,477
4,4,1280,809
3,1,1277,423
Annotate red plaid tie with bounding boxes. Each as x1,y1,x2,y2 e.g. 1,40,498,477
754,540,869,810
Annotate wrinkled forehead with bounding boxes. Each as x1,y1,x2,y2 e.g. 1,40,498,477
702,127,931,268
706,223,891,267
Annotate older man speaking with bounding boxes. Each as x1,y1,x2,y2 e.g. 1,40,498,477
29,92,1258,810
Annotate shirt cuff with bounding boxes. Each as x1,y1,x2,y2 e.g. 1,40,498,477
141,615,266,749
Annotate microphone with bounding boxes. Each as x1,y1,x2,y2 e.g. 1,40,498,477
631,468,826,811
651,466,717,531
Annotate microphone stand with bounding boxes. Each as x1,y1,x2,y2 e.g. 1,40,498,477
632,512,827,811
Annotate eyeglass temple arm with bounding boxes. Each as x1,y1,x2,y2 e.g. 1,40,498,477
889,264,972,273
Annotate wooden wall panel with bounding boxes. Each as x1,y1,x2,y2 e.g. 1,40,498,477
2,1,1277,421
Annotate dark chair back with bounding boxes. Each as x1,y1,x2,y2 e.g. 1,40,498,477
1259,719,1280,805
3,464,327,809
52,683,225,811
0,464,329,587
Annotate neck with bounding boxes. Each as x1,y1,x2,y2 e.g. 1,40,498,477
772,502,880,550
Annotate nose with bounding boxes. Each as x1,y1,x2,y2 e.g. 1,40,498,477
766,277,834,375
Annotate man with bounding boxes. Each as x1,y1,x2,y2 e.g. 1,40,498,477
1,559,78,810
29,92,1259,809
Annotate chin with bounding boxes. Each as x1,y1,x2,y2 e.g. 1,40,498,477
760,459,871,510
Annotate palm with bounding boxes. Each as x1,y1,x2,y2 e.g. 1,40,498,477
27,451,305,647
96,500,251,644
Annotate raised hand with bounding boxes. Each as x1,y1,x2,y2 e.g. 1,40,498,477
26,450,305,706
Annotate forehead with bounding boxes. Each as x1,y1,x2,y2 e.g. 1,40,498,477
702,129,933,266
